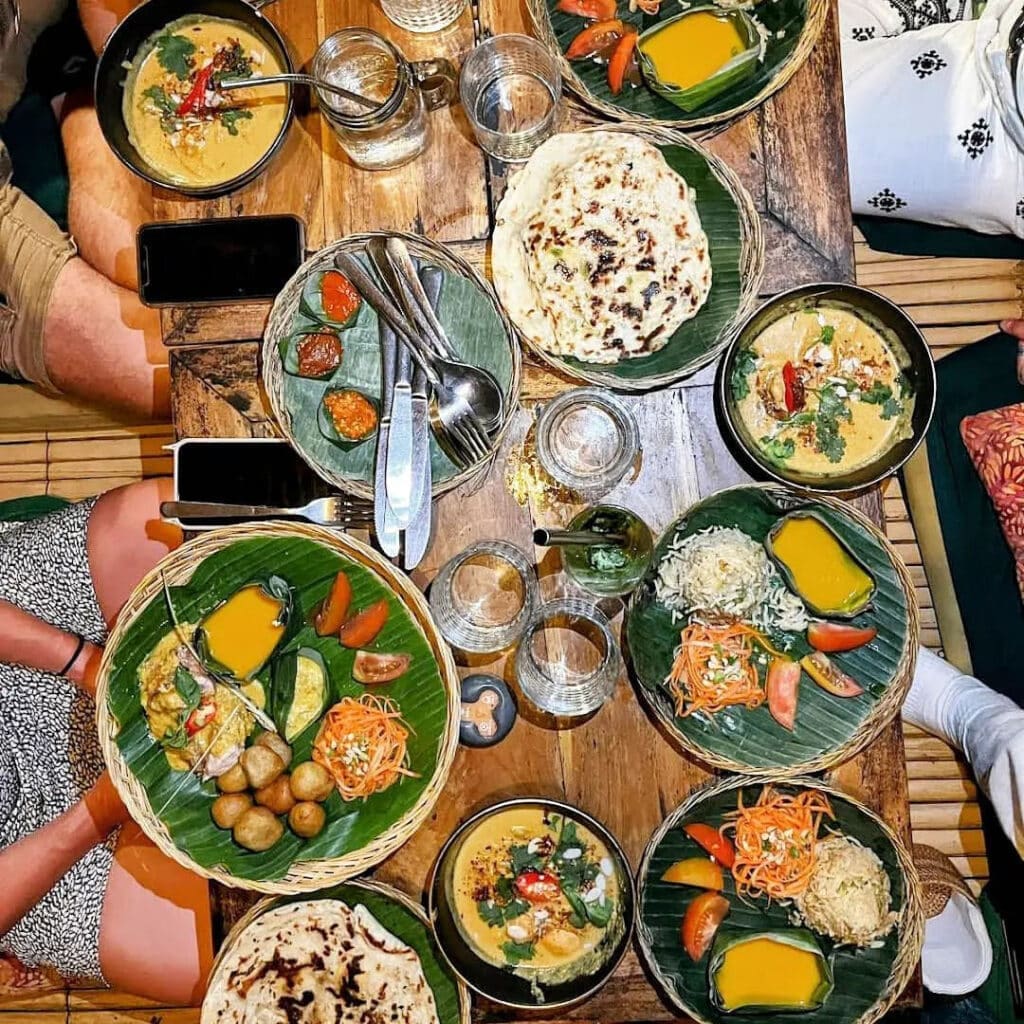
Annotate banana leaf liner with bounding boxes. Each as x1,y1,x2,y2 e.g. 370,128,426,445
636,775,924,1024
96,522,460,894
625,484,918,775
638,10,761,114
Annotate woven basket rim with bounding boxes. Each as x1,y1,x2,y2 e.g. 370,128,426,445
201,877,471,1024
261,230,523,501
627,482,920,777
95,521,461,895
496,124,765,393
635,773,925,1024
526,0,829,135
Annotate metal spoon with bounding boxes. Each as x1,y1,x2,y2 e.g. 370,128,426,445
335,252,503,438
219,73,378,110
364,239,504,432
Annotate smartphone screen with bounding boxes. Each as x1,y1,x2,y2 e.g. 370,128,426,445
175,439,332,528
137,215,304,305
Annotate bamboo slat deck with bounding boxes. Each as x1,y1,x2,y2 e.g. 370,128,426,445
0,242,1016,1020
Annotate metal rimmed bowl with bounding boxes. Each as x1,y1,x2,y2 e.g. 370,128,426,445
427,797,636,1011
717,282,936,493
94,0,294,198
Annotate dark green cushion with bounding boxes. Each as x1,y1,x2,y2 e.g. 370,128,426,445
0,495,69,523
857,216,1024,261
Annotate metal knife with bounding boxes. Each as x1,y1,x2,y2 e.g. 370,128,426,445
375,316,401,557
404,265,442,569
386,331,415,529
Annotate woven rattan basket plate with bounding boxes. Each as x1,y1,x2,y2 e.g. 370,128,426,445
96,522,460,894
527,0,827,134
262,232,522,501
636,775,924,1024
492,125,764,393
201,878,471,1024
625,484,919,776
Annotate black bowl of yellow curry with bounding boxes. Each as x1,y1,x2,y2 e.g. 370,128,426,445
94,0,294,197
428,798,635,1011
718,283,936,493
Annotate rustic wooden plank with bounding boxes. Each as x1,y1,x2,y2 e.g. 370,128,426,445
49,477,141,500
48,436,173,461
67,989,163,1010
67,1010,200,1024
913,828,988,858
906,758,971,780
911,802,983,830
905,736,959,761
857,258,1019,287
0,481,48,500
949,856,990,879
875,277,1021,307
0,441,47,464
0,463,46,483
160,304,269,349
0,990,67,1012
0,385,149,435
317,2,488,243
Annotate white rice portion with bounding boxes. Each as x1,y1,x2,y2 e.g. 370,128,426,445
654,526,809,634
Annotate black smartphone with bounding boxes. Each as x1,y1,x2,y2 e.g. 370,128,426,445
137,214,305,306
172,438,332,529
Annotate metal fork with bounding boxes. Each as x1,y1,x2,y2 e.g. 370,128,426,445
432,393,492,468
161,497,373,528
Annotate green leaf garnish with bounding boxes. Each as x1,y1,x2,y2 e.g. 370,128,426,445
220,108,253,136
585,897,613,928
155,33,196,80
509,844,545,875
759,435,796,462
859,380,903,420
814,384,851,464
501,940,536,963
730,347,758,400
819,324,835,345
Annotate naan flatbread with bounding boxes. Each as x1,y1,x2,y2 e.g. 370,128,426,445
493,131,712,364
202,899,440,1024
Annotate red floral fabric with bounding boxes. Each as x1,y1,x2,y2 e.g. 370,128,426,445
961,402,1024,599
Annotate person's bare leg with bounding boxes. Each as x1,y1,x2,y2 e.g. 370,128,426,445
99,824,213,1006
86,477,181,625
42,257,169,419
62,102,152,293
77,0,143,56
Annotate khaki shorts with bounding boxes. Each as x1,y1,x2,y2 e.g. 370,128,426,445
0,140,77,393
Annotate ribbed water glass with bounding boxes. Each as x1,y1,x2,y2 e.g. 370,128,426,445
459,34,561,162
429,541,536,653
380,0,467,33
515,598,621,718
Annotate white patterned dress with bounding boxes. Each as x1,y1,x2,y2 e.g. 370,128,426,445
0,499,115,981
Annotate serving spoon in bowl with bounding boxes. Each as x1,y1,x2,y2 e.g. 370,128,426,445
219,73,378,110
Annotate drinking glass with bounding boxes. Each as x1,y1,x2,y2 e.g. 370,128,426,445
561,505,654,598
535,389,640,498
381,0,468,33
429,541,537,653
459,34,561,162
515,598,621,718
313,29,456,170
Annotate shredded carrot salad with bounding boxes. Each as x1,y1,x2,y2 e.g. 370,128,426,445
667,619,765,718
313,695,419,802
723,786,834,901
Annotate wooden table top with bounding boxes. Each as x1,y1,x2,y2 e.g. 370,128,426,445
161,1,918,1018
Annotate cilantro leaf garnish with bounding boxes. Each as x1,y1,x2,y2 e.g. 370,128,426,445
501,940,536,963
814,384,851,463
730,347,758,400
859,380,903,420
509,844,545,875
220,108,253,136
155,33,196,80
476,895,530,928
142,86,179,133
759,436,796,462
819,324,835,345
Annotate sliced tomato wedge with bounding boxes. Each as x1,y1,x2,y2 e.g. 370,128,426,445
516,871,562,902
314,570,352,636
681,892,730,962
338,598,389,649
807,621,878,652
607,29,638,95
683,823,735,868
556,0,617,18
353,651,410,684
801,651,864,697
661,857,723,890
766,657,800,731
565,18,625,59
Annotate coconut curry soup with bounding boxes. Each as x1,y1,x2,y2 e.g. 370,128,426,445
732,305,915,477
123,16,287,189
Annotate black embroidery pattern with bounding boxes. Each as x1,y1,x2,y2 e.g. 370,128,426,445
851,25,876,39
910,50,947,77
885,0,967,30
868,188,908,212
957,119,994,159
1017,199,1024,219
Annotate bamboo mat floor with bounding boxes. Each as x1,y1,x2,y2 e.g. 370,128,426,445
0,233,1019,1019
